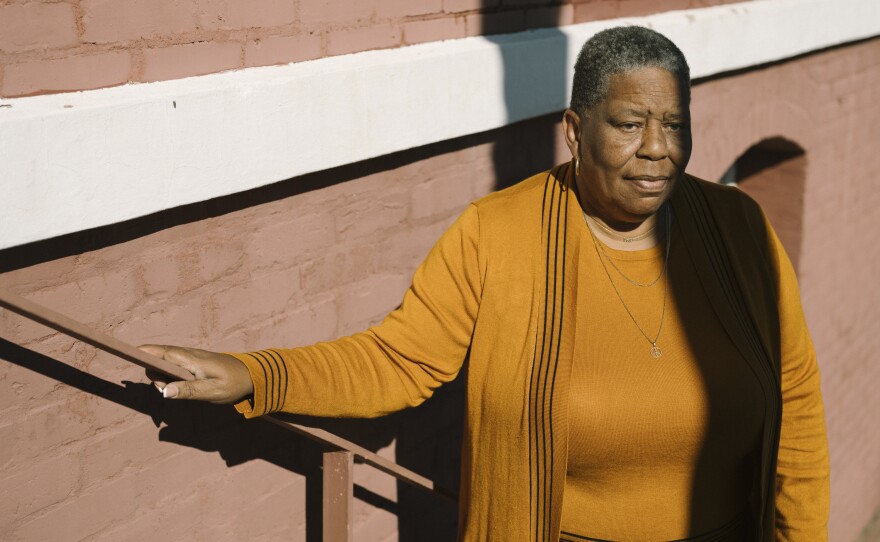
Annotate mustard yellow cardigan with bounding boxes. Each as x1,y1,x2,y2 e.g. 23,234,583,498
232,165,829,541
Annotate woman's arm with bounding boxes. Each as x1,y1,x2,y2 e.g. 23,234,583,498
143,203,483,418
767,219,831,542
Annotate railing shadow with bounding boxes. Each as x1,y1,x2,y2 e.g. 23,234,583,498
0,337,457,541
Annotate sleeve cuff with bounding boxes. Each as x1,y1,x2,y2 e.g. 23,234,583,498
225,350,287,418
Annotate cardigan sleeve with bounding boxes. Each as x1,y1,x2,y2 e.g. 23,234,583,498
766,219,831,542
229,203,483,419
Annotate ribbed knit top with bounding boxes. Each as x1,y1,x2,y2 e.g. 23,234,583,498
560,224,764,541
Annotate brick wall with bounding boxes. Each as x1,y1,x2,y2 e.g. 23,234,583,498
0,0,743,97
1,24,878,542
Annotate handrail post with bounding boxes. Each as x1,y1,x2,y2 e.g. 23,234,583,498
323,450,354,542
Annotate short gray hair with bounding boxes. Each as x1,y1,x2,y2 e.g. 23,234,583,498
570,26,690,115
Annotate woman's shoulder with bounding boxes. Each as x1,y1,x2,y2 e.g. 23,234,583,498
682,173,766,228
470,167,566,220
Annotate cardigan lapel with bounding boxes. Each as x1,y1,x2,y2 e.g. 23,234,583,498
672,175,781,541
528,163,582,542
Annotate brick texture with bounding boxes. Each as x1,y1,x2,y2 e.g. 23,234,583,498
0,0,736,97
140,41,242,82
197,0,298,31
81,0,198,44
298,0,374,25
375,0,443,19
2,51,131,97
326,24,402,57
244,33,322,68
0,3,79,54
403,16,467,45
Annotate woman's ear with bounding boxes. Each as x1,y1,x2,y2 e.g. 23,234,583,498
562,109,581,160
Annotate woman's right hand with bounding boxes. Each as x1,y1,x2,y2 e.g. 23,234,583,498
138,344,254,404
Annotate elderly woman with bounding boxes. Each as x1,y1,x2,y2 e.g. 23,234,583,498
143,27,829,541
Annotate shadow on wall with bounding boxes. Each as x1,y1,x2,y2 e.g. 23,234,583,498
486,18,570,190
719,137,806,272
0,337,460,541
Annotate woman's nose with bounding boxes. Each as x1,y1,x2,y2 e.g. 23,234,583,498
636,122,669,161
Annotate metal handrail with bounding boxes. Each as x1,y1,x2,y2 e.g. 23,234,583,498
0,288,456,541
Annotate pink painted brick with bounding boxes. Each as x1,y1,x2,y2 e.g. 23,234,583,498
337,273,412,331
81,0,197,43
375,0,442,19
443,0,500,13
245,210,335,266
76,419,175,491
125,298,205,344
250,295,337,346
141,255,181,298
12,449,218,542
245,33,323,68
333,188,409,240
403,16,466,45
526,4,575,28
465,10,526,36
210,268,299,332
26,266,142,324
0,453,78,521
299,244,382,293
410,175,473,219
573,1,619,22
692,0,743,6
2,51,131,97
0,3,79,54
376,222,450,272
299,0,374,25
0,361,59,412
616,0,689,17
197,0,297,31
140,41,241,83
195,240,247,285
0,420,14,471
326,23,402,57
502,0,554,6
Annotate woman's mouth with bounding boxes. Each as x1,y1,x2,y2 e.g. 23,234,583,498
626,176,670,192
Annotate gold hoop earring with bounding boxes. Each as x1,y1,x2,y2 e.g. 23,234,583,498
575,157,580,176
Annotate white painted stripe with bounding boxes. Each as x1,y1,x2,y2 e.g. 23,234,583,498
0,0,877,250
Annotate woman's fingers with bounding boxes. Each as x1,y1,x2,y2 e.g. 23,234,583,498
161,379,209,400
137,344,254,404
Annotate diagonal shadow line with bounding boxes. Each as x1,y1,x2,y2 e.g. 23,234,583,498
0,336,152,416
0,336,322,463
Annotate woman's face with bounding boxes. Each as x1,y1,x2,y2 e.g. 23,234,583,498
563,66,692,225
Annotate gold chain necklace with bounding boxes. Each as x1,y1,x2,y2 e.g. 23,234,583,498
588,215,656,243
585,207,672,359
584,208,668,288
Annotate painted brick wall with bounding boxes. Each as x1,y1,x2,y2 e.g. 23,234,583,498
1,33,878,542
0,0,743,97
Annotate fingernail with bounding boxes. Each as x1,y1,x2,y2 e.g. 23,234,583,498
163,385,178,399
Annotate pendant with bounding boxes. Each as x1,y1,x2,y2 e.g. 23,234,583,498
650,344,662,359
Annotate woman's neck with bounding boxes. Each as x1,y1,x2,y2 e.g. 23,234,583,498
583,209,666,251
